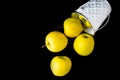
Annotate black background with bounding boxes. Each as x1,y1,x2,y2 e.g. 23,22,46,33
7,0,120,79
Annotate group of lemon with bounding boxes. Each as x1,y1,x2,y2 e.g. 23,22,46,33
44,12,95,77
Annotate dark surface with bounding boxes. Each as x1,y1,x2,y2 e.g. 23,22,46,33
9,0,119,79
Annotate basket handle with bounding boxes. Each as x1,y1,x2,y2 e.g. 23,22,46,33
97,14,110,31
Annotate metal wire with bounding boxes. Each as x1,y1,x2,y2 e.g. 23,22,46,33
97,14,110,31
